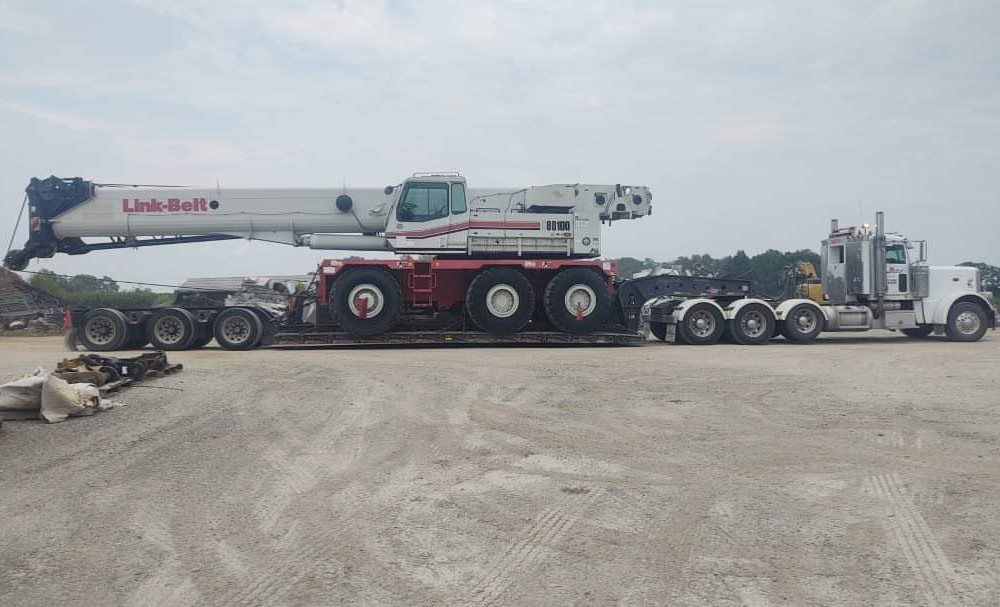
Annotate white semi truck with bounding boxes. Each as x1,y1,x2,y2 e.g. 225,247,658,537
3,175,994,350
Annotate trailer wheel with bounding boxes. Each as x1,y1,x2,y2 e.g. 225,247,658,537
779,303,823,342
147,307,197,350
213,308,262,350
543,268,610,334
728,303,774,345
189,334,214,349
901,325,934,339
466,267,535,334
330,268,402,336
945,301,988,342
79,308,129,351
677,303,724,345
649,321,668,341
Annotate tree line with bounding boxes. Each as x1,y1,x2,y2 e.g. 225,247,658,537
28,269,172,308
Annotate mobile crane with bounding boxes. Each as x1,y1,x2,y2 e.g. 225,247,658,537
4,175,995,350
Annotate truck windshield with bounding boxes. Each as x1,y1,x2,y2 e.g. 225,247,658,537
397,183,450,223
885,244,907,264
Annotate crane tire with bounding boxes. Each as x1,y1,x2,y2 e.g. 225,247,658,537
779,303,823,343
147,307,198,351
213,308,263,350
543,268,610,334
466,267,535,334
676,302,725,345
330,268,402,336
79,308,129,351
945,301,988,342
727,303,775,345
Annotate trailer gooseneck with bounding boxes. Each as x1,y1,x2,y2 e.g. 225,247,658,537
4,174,995,350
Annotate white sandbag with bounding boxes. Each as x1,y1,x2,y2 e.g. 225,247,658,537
0,367,46,419
40,375,99,423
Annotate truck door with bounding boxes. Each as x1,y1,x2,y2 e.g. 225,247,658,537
445,182,468,249
885,243,909,297
390,181,464,253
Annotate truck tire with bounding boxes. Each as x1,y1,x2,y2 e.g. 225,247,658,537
543,268,610,334
79,308,129,351
779,303,823,342
677,303,724,345
649,321,668,341
466,267,535,334
728,303,774,345
123,324,149,349
945,301,988,342
901,325,934,339
213,308,263,350
330,268,402,336
189,334,214,349
147,307,198,350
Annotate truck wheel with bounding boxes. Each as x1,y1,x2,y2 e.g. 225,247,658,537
649,321,668,341
147,307,197,350
124,324,149,349
728,303,774,345
330,268,402,336
79,308,129,351
945,302,988,342
677,303,724,345
779,303,823,342
213,308,262,350
543,268,610,334
901,325,934,339
466,267,535,334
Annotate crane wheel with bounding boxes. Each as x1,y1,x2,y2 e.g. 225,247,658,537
649,321,668,341
779,303,823,343
330,268,402,336
945,301,988,342
79,308,129,351
901,325,934,339
213,308,262,350
147,307,198,350
727,303,775,345
466,267,535,334
543,268,610,334
677,302,725,345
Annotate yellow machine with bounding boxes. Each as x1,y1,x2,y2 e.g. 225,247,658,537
792,262,824,303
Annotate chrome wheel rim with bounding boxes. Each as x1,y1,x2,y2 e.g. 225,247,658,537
564,284,597,317
956,311,981,335
740,309,768,338
689,310,716,338
486,284,519,318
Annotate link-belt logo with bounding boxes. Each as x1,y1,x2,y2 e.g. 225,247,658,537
122,198,210,213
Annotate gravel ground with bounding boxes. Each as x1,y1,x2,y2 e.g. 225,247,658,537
1,333,998,606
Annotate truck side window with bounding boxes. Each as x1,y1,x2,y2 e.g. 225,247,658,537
451,183,467,215
397,183,450,222
885,244,907,264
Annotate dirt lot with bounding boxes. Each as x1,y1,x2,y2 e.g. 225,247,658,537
1,333,998,606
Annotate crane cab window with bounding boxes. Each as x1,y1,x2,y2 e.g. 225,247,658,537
451,183,467,215
885,244,907,264
397,182,449,222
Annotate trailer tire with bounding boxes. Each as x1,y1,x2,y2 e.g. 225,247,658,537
543,268,610,334
79,308,129,351
945,301,988,342
649,321,668,341
124,324,149,349
901,325,934,339
189,333,214,349
330,268,402,336
466,267,535,334
728,303,774,345
677,303,724,345
779,303,823,343
147,307,198,350
213,308,262,350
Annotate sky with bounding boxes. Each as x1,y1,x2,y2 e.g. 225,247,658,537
1,0,998,289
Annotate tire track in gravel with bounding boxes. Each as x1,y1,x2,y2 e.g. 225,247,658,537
466,486,605,606
865,472,965,606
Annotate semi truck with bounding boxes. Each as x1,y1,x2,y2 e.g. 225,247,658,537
3,174,995,350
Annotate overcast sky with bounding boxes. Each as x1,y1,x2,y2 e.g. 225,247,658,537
2,0,998,288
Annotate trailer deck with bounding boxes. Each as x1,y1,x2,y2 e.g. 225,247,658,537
269,327,646,347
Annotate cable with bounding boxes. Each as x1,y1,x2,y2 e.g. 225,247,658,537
5,193,28,257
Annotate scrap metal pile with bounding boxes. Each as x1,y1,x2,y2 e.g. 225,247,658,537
0,352,182,424
0,267,64,330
